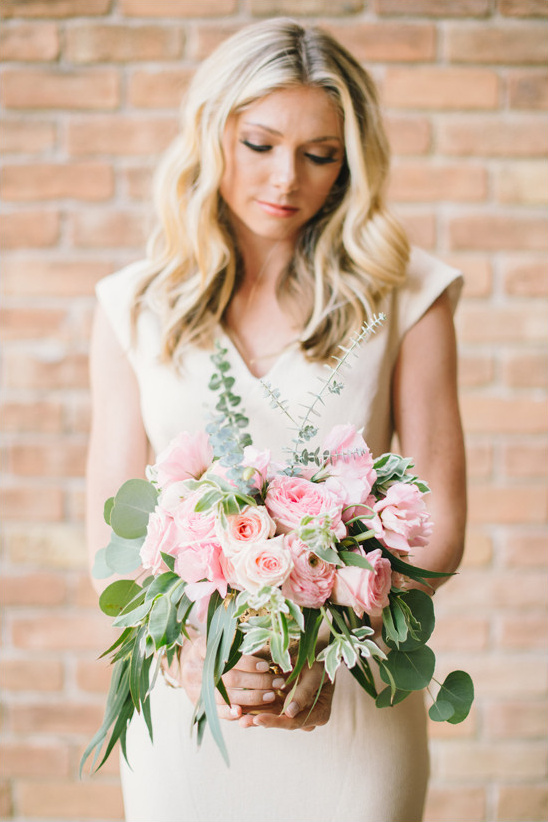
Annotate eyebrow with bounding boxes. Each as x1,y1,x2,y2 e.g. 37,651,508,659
242,121,342,143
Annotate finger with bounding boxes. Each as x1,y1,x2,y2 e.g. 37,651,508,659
215,687,280,708
217,703,243,722
231,653,276,675
222,669,285,691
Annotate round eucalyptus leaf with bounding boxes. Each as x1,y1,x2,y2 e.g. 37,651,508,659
380,645,436,692
110,479,158,539
99,579,142,617
428,699,455,722
397,589,435,651
438,670,474,724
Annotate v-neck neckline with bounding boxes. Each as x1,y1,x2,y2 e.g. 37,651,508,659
218,327,299,382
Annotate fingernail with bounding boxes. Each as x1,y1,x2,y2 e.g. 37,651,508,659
286,701,299,718
256,660,269,672
262,691,275,703
230,706,240,717
272,677,285,689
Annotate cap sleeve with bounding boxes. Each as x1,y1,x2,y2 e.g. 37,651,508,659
95,260,149,353
393,247,464,341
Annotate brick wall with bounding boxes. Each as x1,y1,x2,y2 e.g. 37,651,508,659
1,1,546,820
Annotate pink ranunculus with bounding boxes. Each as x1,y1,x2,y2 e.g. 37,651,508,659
231,535,293,593
140,507,181,575
265,475,346,539
174,539,228,598
371,482,433,554
172,491,217,544
321,424,377,514
154,431,214,489
281,532,336,608
217,505,276,557
331,547,392,617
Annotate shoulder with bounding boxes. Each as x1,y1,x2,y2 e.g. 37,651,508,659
390,247,464,340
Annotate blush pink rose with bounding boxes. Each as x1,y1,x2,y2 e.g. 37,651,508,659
172,491,217,544
217,505,276,557
174,539,227,597
371,482,433,554
265,475,346,539
282,532,336,608
331,547,392,617
140,507,181,575
154,431,214,488
321,424,376,516
231,535,293,593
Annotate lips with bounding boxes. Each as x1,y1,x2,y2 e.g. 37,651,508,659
257,200,299,218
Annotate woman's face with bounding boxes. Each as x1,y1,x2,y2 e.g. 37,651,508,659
219,86,345,249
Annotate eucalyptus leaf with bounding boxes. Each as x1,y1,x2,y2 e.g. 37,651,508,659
105,533,143,574
99,580,142,618
148,596,171,647
380,645,436,692
375,686,410,708
110,479,158,540
92,547,112,580
103,497,114,525
435,670,474,724
428,699,455,722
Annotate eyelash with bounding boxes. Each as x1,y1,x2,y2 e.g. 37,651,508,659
241,140,337,166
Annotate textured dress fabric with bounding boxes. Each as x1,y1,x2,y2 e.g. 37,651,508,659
96,247,463,822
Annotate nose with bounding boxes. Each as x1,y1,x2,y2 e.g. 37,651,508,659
271,149,298,193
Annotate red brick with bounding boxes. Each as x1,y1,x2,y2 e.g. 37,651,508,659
462,529,493,567
503,258,548,297
128,68,193,108
376,0,490,15
0,401,63,433
447,23,547,64
0,258,113,298
11,614,115,651
449,214,548,251
3,350,89,390
76,659,115,693
494,160,548,204
0,209,59,249
121,0,237,16
0,783,12,819
251,0,364,14
457,303,547,343
189,23,243,60
502,439,548,478
2,743,70,777
9,440,87,477
11,700,105,734
122,165,153,200
442,254,492,297
424,787,485,822
0,0,112,18
66,114,178,156
383,67,499,109
385,115,431,156
65,23,183,63
496,786,548,822
65,396,92,435
431,615,489,651
0,572,66,605
68,487,86,522
0,119,56,153
1,68,120,110
1,659,63,691
69,209,147,249
458,354,494,387
501,529,548,567
0,21,59,61
1,162,114,201
467,485,547,524
5,524,87,570
1,487,64,521
442,655,547,698
0,307,67,340
74,574,100,608
465,440,493,478
439,568,548,612
496,616,548,650
396,209,436,248
389,160,486,202
19,780,124,820
498,0,548,17
486,700,548,739
508,69,548,109
436,740,547,780
325,22,436,62
503,353,548,389
438,115,548,157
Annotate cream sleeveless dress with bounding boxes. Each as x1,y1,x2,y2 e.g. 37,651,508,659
96,247,462,822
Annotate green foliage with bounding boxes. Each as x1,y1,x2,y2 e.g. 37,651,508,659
372,452,430,496
429,671,474,724
109,479,158,540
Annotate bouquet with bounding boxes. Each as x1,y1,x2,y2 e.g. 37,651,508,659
81,317,473,772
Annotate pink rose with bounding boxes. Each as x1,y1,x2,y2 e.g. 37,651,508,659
331,548,392,617
174,539,228,600
282,532,336,608
231,535,293,593
172,491,217,544
321,424,376,515
371,482,433,554
265,475,346,539
217,505,276,557
140,507,181,575
154,431,213,488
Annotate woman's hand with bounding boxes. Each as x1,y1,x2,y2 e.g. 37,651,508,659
238,662,334,732
162,635,287,722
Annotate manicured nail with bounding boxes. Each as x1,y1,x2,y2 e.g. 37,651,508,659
286,701,299,718
230,706,240,717
262,691,275,702
272,677,285,689
256,660,269,672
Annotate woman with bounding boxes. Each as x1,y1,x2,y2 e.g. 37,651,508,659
87,18,466,822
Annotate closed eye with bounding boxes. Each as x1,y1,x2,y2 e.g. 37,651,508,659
241,140,272,153
305,153,338,166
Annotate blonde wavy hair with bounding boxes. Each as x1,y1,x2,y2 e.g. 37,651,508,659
134,17,409,365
